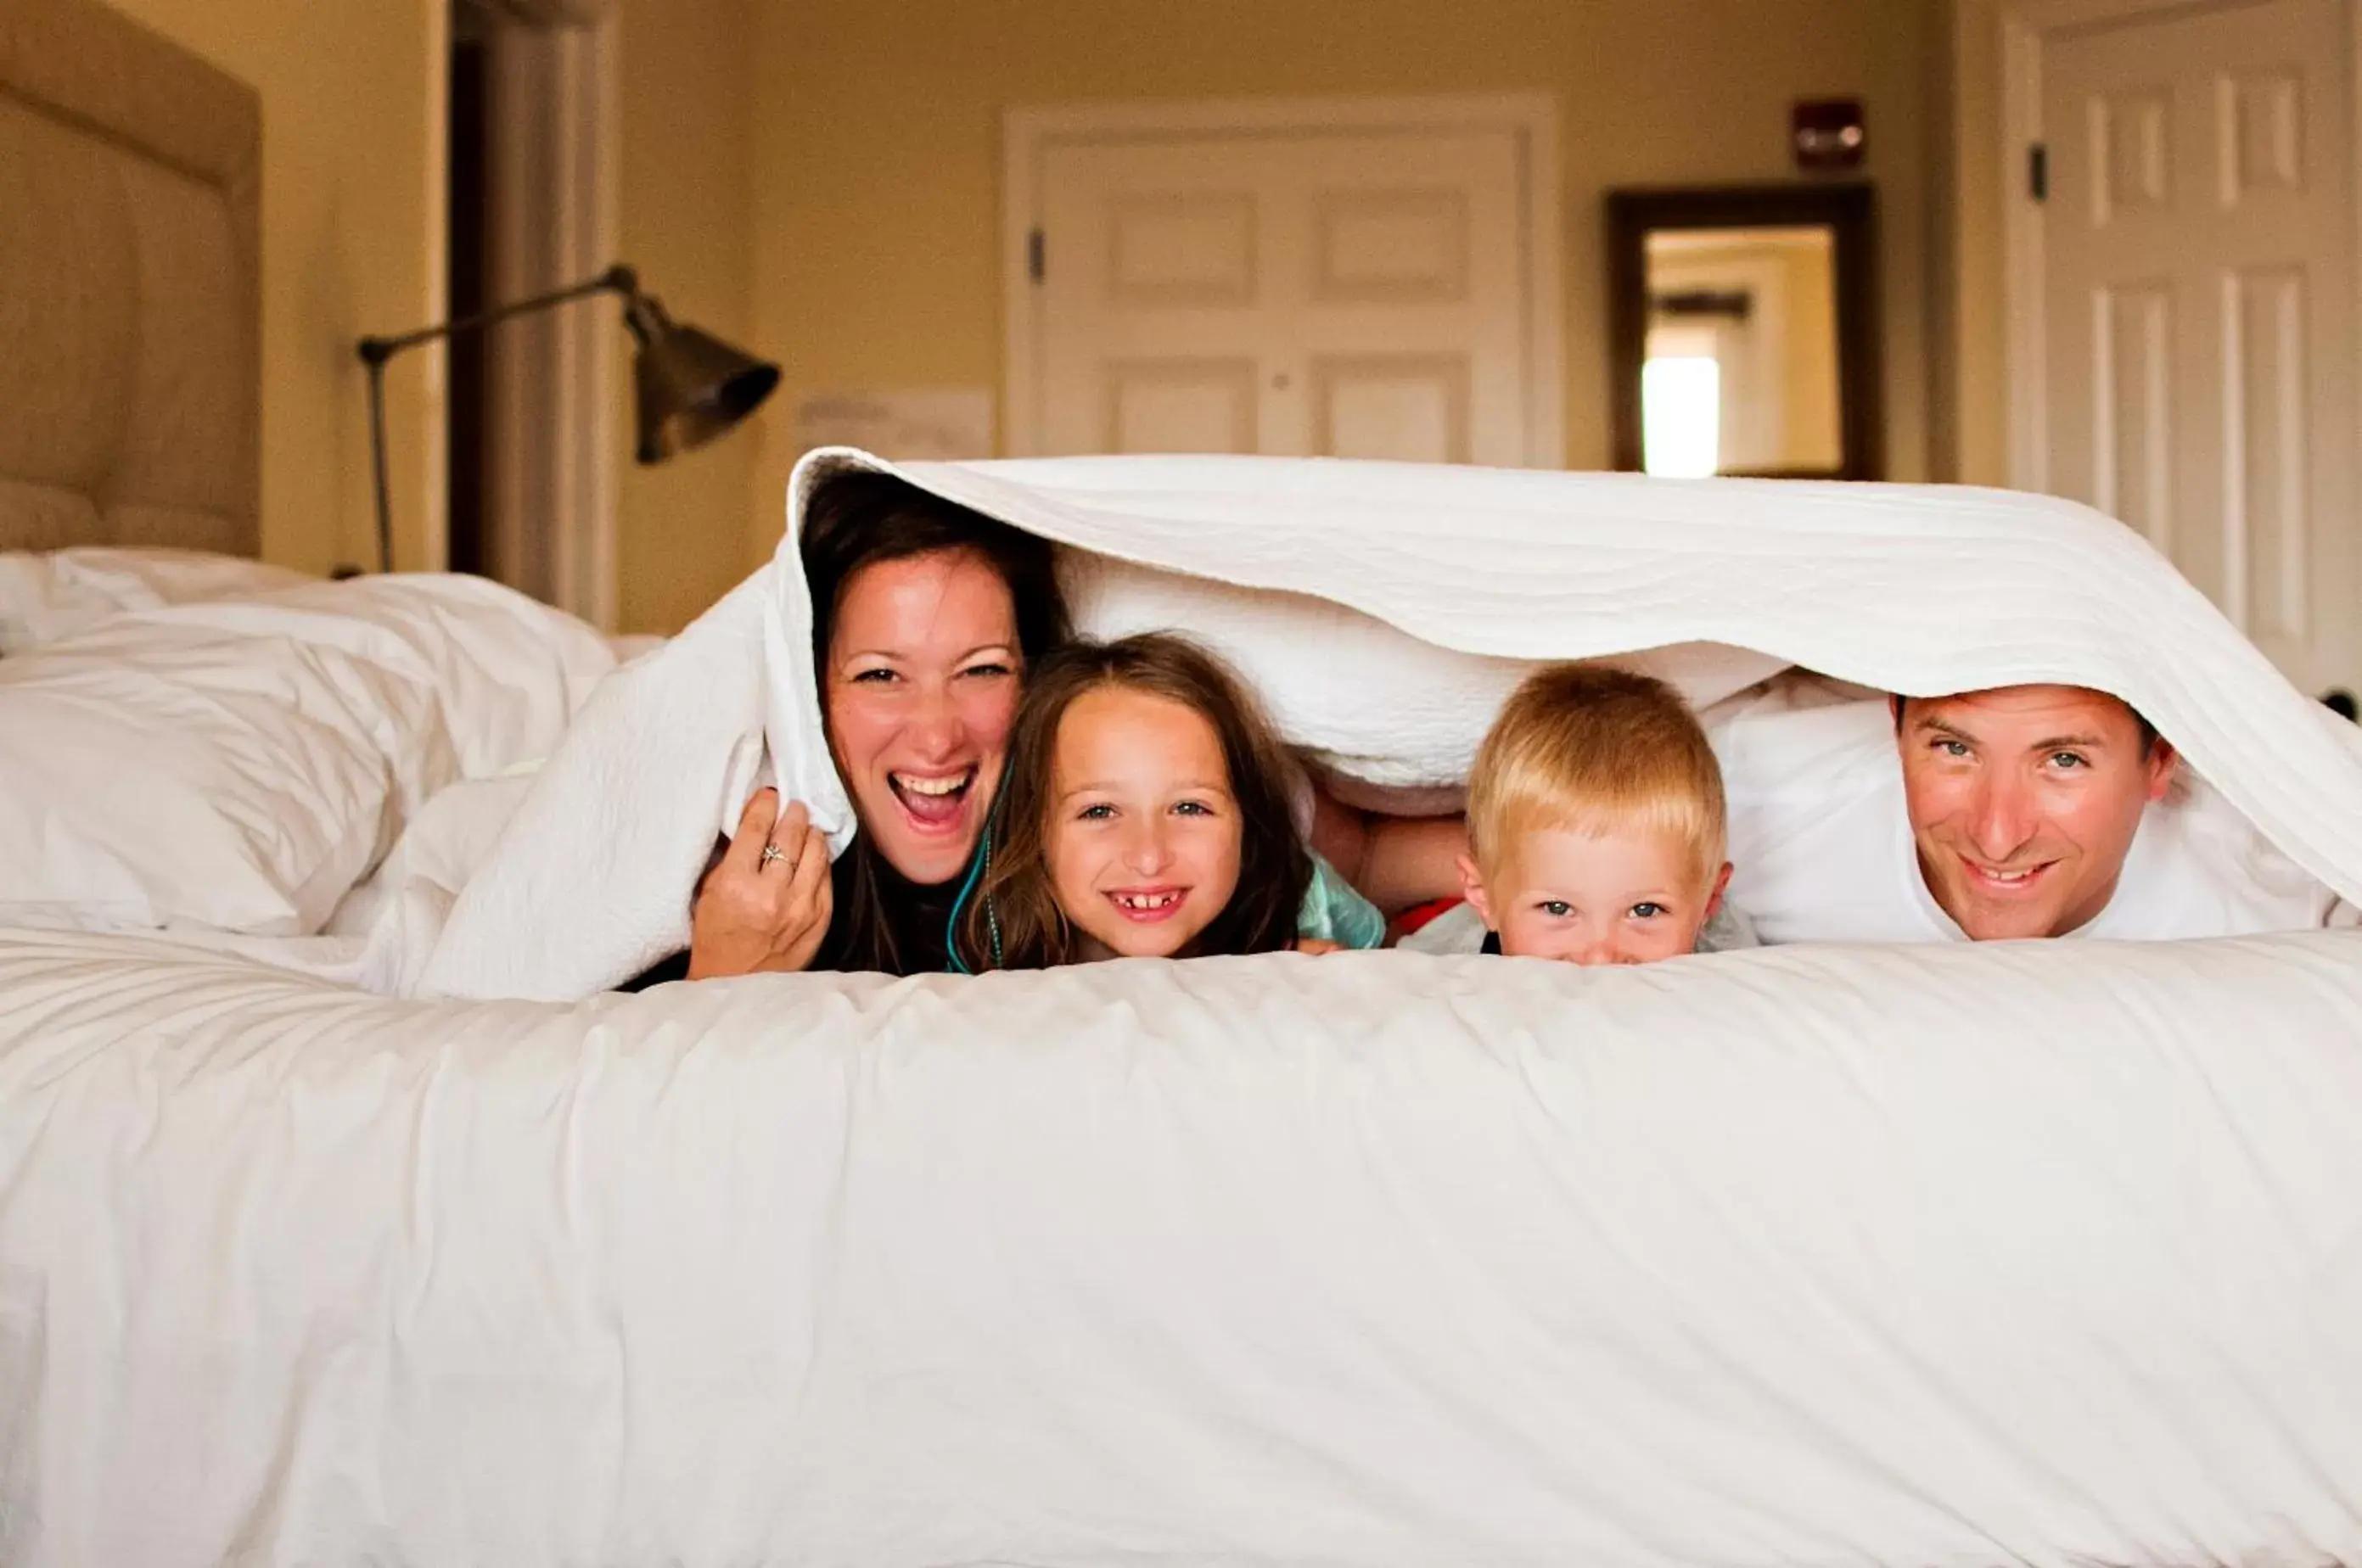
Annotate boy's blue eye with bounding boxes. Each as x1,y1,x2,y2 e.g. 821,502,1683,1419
1538,899,1572,918
1630,902,1665,920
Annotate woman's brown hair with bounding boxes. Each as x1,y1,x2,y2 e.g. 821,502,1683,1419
801,470,1071,975
956,633,1310,970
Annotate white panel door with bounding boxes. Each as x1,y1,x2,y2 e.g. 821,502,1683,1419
1031,126,1533,464
2039,0,2357,695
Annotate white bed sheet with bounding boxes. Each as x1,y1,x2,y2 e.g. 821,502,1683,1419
3,925,2361,1564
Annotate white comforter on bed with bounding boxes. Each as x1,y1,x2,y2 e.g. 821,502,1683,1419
8,455,2362,1563
5,924,2362,1565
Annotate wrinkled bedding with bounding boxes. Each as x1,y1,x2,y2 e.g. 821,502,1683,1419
5,925,2362,1564
0,572,614,943
412,451,2362,1001
8,455,2362,1564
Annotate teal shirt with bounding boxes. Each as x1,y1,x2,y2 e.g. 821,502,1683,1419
1297,850,1387,949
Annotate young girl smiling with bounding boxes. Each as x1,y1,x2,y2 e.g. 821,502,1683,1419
954,633,1325,969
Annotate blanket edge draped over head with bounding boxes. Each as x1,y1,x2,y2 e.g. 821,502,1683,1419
407,448,2362,1000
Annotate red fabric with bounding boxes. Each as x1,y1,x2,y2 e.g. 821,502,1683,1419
1391,896,1465,938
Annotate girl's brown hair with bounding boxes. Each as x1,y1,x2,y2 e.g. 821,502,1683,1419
956,633,1310,970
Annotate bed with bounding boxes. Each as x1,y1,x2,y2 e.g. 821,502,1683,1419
7,2,2362,1565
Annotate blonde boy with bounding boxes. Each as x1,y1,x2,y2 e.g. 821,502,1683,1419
1411,664,1753,963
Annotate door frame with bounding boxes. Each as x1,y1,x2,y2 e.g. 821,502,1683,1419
454,3,620,626
1996,0,2362,492
1604,182,1883,479
1001,92,1564,465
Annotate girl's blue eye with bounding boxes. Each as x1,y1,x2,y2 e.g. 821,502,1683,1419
1172,799,1215,816
1630,902,1665,920
1077,803,1115,820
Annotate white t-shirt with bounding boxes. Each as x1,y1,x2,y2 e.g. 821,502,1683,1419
1705,676,2352,944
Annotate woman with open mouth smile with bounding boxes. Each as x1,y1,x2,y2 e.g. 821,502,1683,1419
640,473,1071,983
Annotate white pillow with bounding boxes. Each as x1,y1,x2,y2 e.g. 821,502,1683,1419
1060,551,1792,802
0,574,614,937
324,770,540,940
0,546,314,654
608,632,669,665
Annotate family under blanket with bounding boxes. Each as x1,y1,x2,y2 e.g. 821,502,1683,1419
627,473,2348,988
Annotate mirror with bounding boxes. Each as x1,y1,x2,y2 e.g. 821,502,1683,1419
1606,183,1882,480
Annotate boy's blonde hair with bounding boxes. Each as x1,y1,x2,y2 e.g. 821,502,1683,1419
1466,664,1727,888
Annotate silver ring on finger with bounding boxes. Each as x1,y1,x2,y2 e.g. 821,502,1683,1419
759,842,787,871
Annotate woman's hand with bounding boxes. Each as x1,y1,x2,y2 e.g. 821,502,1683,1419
686,789,834,978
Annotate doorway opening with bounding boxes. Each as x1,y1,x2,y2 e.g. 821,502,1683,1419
443,0,620,627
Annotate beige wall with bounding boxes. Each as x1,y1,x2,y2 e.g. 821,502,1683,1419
746,0,1944,568
97,0,1968,626
1785,238,1843,467
1647,232,1843,470
611,0,762,633
106,0,766,624
1946,0,2011,486
100,0,446,575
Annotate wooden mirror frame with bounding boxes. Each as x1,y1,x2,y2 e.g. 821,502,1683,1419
1606,182,1883,480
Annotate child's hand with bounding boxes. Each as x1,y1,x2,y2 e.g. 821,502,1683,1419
1293,938,1346,956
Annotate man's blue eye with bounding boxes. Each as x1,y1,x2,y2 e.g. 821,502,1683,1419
1937,739,1970,758
2050,751,2088,770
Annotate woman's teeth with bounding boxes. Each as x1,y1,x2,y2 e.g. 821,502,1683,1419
894,772,968,798
890,769,973,826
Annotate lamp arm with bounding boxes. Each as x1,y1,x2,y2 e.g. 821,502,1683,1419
358,263,638,367
356,262,639,574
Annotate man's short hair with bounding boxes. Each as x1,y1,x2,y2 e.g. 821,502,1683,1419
1892,690,2161,751
1466,664,1727,888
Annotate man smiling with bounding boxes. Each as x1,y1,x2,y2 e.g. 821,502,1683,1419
1711,677,2351,944
1894,685,2179,939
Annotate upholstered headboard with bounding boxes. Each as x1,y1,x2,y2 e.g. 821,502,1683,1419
0,0,261,554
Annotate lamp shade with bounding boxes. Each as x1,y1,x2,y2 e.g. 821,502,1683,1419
623,292,781,465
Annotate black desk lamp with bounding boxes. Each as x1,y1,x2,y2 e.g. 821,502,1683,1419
356,262,780,574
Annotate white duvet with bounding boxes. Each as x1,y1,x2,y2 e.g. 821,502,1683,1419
5,926,2362,1564
412,451,2362,1000
8,453,2362,1564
